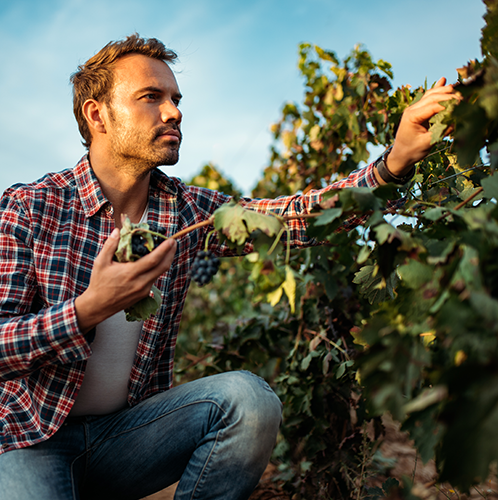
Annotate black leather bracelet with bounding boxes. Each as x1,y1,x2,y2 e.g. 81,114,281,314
374,147,415,185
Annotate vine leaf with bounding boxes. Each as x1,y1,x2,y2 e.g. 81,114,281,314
402,405,445,464
282,265,297,313
403,385,448,414
265,265,297,313
353,264,396,304
397,260,434,289
213,200,284,248
124,285,162,322
481,171,498,199
429,99,457,145
313,208,343,226
439,372,498,490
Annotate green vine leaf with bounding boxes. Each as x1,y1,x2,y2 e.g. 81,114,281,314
213,200,284,248
125,285,162,322
429,99,457,145
481,171,498,199
353,264,397,304
397,260,434,289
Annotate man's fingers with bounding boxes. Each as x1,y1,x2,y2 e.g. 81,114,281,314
434,77,447,88
133,238,177,273
407,91,461,122
427,77,448,92
416,89,459,107
133,239,177,289
95,230,177,284
421,80,462,103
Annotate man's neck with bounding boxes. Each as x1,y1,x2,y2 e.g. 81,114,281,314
88,148,151,228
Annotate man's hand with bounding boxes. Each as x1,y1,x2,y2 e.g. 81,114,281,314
74,228,177,333
375,77,461,184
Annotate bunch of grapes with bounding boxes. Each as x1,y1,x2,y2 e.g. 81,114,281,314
191,251,220,286
130,234,150,258
149,223,167,247
130,223,167,259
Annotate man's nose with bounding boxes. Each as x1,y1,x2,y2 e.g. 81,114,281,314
161,101,182,125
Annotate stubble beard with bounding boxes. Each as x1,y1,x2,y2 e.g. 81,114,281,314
108,111,182,176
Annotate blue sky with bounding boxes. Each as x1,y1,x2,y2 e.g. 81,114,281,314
0,0,487,195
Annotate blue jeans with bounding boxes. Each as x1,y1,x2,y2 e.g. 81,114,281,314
0,371,282,500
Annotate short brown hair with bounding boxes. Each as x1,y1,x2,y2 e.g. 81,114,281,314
70,33,178,148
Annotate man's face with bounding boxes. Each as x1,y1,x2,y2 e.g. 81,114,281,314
103,54,183,172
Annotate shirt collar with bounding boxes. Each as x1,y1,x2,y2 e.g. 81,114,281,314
74,155,108,218
74,154,178,218
150,168,178,196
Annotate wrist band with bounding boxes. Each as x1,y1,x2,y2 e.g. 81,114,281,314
375,147,415,185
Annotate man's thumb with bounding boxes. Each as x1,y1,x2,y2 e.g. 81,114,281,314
99,228,121,261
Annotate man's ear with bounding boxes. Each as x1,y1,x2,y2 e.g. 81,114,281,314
82,99,108,137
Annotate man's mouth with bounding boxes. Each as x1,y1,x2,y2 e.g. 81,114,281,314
155,127,182,142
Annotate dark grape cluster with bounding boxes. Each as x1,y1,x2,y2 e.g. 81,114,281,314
191,251,220,286
149,223,167,247
131,234,150,258
130,224,167,259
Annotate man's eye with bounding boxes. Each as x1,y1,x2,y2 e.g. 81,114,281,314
144,94,157,100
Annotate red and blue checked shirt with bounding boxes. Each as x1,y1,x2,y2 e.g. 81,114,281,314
0,154,380,454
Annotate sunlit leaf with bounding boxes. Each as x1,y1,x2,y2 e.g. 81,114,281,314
214,200,284,248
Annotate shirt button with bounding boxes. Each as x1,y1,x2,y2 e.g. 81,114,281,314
2,444,9,449
105,205,114,216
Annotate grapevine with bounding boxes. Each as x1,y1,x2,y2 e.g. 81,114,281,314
177,5,498,497
115,7,498,495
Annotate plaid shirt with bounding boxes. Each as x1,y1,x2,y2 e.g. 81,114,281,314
0,154,379,454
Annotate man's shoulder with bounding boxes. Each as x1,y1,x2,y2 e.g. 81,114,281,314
1,167,80,214
4,168,77,196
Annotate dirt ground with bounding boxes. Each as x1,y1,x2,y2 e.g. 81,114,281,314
140,464,283,500
140,463,285,500
142,483,176,500
141,415,498,499
372,415,498,500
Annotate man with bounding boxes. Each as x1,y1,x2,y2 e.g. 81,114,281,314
0,34,457,499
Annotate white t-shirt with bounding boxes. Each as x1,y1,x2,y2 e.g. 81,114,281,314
70,209,148,416
69,312,143,416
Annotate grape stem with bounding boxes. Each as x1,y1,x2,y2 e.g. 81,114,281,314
282,213,324,220
167,212,326,240
170,217,215,239
204,229,216,252
433,186,484,222
267,227,285,256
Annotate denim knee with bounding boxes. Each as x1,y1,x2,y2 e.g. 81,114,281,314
218,370,282,431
